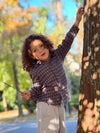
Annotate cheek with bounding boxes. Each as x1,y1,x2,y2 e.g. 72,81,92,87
32,52,39,58
46,50,49,56
30,52,35,59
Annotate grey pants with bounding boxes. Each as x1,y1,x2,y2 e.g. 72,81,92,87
36,102,66,133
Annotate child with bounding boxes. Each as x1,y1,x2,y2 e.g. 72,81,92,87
21,7,84,133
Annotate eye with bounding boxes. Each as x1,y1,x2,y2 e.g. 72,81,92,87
40,44,44,48
33,49,37,53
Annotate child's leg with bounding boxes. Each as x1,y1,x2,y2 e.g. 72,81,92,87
36,102,61,133
58,103,66,133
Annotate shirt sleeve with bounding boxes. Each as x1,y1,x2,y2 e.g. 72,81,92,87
29,71,42,100
54,25,79,61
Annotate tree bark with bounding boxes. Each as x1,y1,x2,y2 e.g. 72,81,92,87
77,0,100,132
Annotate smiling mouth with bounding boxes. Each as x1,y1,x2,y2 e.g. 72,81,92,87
41,53,46,56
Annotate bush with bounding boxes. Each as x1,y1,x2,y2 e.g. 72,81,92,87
22,99,36,113
69,73,81,110
70,74,81,95
70,94,79,109
0,101,4,112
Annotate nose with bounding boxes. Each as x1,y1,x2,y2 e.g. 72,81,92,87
38,47,43,53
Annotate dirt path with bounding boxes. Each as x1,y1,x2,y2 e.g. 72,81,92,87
0,109,29,119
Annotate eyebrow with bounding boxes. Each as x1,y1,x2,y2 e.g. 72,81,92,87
30,43,44,51
31,48,36,51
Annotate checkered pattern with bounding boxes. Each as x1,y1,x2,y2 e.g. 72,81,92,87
29,25,79,105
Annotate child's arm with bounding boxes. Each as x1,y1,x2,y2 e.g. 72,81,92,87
30,77,42,100
54,7,84,60
74,7,84,27
21,74,42,101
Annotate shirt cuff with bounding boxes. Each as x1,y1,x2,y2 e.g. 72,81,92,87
69,25,79,37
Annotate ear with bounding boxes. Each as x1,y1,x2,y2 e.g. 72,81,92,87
28,49,35,60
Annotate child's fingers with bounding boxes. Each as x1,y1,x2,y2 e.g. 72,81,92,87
78,7,84,14
79,7,84,12
21,91,31,100
24,95,30,100
21,91,28,95
21,92,25,96
21,94,29,100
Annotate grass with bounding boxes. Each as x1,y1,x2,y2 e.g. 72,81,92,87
65,111,78,118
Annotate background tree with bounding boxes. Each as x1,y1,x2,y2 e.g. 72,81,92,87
75,0,84,65
0,0,36,116
77,0,100,132
76,0,84,7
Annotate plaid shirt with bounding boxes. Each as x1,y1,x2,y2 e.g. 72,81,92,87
29,25,79,105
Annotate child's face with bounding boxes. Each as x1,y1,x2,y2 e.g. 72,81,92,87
30,39,50,61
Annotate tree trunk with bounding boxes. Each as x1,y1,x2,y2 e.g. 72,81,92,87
77,0,100,132
55,0,63,28
2,87,8,111
12,63,23,117
10,38,23,117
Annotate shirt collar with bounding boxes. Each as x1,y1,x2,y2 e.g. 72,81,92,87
37,60,42,65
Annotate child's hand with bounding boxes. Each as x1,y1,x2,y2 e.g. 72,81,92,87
75,7,84,26
21,91,31,100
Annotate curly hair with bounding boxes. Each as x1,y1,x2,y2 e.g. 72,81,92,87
21,34,54,72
